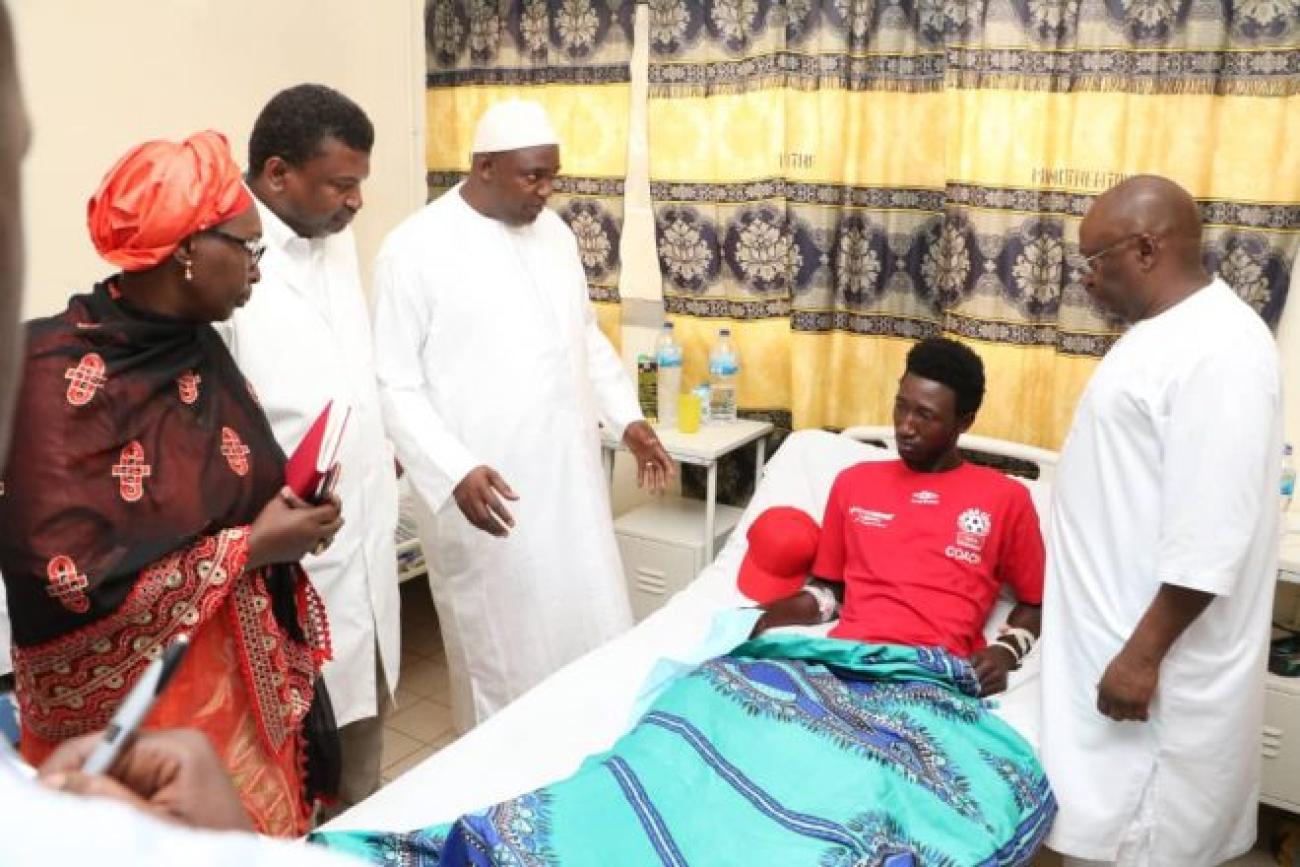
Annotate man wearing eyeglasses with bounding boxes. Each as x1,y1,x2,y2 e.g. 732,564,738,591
1040,175,1281,866
216,84,401,818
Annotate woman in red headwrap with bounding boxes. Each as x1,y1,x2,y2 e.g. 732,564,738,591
0,131,341,836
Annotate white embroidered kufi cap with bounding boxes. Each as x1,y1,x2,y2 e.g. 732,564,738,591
470,99,560,154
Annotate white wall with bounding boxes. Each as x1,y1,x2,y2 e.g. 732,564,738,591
10,0,426,318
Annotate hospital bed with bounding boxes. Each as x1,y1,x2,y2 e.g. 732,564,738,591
322,427,1056,835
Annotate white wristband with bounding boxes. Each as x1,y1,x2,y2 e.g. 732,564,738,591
995,625,1037,664
803,584,839,623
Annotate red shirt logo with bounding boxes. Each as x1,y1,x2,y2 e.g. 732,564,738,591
955,508,992,552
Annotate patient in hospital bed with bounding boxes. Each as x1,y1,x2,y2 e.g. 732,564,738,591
311,339,1055,865
749,338,1044,699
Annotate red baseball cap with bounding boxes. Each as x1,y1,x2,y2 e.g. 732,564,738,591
737,506,821,604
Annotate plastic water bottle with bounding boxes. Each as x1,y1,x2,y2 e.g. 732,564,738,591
655,322,682,429
693,382,712,425
708,328,739,423
1283,444,1296,512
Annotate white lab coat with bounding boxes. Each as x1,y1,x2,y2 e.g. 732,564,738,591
1040,279,1280,866
217,201,400,727
373,185,639,732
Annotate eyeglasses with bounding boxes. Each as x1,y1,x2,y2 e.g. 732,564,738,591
204,229,266,265
1079,235,1139,275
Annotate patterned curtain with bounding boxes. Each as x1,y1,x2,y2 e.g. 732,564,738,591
425,0,637,344
645,0,1299,449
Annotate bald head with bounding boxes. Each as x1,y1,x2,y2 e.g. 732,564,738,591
1078,175,1210,322
1089,175,1203,249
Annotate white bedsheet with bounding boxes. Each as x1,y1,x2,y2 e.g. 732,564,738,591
324,429,1044,834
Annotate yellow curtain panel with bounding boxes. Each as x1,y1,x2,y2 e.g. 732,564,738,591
424,0,637,346
646,0,1299,448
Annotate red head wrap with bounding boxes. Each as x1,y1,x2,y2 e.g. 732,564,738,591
87,130,252,272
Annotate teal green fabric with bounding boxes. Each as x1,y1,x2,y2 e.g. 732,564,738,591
312,636,1055,866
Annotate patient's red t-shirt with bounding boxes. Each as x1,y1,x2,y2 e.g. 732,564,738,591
813,459,1044,657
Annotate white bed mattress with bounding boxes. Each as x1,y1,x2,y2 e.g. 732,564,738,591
324,429,1044,834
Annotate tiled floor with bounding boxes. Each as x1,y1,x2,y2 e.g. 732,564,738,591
1032,845,1277,865
380,579,457,786
1033,848,1279,866
1026,807,1289,865
384,581,1293,863
1227,848,1283,867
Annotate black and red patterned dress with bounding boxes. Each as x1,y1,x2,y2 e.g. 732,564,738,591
0,282,332,835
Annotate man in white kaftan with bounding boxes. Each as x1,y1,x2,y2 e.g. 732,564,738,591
373,100,673,732
218,85,400,811
1040,176,1280,866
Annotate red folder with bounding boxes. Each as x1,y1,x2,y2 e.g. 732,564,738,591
285,401,351,502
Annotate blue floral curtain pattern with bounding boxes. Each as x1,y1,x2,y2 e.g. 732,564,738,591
645,0,1299,447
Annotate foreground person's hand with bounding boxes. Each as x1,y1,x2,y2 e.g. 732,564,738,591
39,728,253,832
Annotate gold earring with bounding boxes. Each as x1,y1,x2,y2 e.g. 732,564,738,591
184,262,193,282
